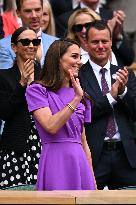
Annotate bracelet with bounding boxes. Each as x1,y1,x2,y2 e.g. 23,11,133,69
67,103,76,112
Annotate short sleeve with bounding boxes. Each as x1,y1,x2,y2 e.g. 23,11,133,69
25,84,49,112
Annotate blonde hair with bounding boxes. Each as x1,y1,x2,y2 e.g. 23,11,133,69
67,7,101,44
42,0,56,36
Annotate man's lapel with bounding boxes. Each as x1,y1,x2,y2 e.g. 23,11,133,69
82,61,102,96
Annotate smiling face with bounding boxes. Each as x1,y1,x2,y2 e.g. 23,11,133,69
60,44,81,80
16,0,43,33
41,3,50,32
86,27,112,67
74,13,94,48
12,29,39,61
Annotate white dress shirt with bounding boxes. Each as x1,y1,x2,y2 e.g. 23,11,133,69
81,47,118,66
88,59,126,141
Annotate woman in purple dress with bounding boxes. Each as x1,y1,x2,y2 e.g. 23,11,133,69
25,38,96,190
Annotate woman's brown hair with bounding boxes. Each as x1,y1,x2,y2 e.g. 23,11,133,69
38,38,80,91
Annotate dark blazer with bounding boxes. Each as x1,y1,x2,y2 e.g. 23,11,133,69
55,7,79,38
50,0,73,17
0,62,40,153
79,61,136,168
55,6,134,66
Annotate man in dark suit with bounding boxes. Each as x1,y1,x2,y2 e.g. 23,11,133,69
79,20,136,190
55,0,134,67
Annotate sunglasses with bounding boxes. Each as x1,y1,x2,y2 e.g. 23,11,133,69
17,38,41,46
72,22,92,32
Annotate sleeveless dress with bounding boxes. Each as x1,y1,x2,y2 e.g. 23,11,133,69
26,84,96,190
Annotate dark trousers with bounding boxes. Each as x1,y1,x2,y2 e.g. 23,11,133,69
94,141,136,190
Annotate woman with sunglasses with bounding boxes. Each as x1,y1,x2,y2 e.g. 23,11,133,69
25,38,97,190
67,8,101,64
0,27,41,189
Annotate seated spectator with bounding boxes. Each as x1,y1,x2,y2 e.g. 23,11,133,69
0,27,41,189
41,0,56,36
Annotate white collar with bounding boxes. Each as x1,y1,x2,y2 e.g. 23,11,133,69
80,2,87,8
80,2,100,13
89,59,111,73
80,47,88,55
36,28,42,39
72,0,80,9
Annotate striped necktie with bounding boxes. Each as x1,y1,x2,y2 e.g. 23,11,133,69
100,68,116,138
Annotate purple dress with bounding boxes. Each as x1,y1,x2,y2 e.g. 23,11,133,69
26,84,96,190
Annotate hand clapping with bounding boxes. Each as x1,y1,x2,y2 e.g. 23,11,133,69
20,59,35,86
110,67,128,99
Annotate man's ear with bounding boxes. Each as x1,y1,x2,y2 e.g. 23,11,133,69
11,43,17,53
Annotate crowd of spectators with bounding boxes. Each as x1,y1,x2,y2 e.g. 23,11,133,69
0,0,136,191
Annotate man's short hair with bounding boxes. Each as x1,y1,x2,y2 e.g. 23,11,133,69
86,20,112,40
16,0,43,11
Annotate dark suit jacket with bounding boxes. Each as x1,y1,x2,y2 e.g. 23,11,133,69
50,0,73,17
79,61,136,168
0,62,40,153
55,6,134,66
